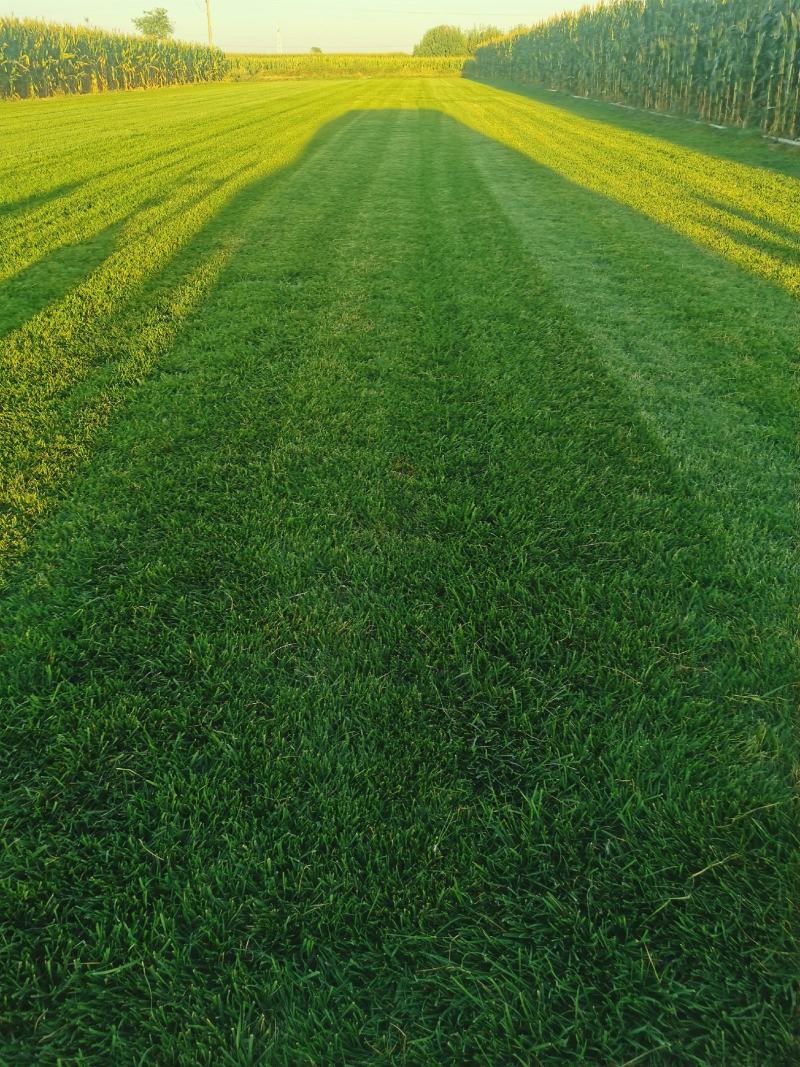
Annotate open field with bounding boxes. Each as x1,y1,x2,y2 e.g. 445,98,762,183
227,53,466,79
1,78,798,1063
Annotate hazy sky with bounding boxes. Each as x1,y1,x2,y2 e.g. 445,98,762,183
5,0,559,53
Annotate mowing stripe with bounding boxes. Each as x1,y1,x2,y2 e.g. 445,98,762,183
0,94,796,1064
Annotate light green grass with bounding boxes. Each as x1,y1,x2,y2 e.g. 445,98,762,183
0,79,798,1064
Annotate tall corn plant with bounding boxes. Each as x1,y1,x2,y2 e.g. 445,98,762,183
0,17,225,99
466,0,800,138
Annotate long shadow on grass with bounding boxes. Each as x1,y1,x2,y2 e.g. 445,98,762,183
451,80,800,298
0,220,124,338
0,180,82,218
3,97,798,585
0,85,358,286
465,77,800,180
0,109,796,1066
2,100,798,589
0,107,378,575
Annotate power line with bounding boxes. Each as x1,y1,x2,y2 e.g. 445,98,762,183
336,8,535,13
267,5,535,13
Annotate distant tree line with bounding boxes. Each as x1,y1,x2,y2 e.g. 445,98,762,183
132,7,174,41
413,24,501,57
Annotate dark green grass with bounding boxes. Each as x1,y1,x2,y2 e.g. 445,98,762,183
0,83,798,1064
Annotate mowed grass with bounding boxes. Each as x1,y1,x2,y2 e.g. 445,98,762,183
1,79,798,1064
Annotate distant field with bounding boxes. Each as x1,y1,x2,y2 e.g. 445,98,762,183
1,78,798,1064
227,52,466,78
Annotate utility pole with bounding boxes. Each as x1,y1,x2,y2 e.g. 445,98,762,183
277,26,283,54
205,0,213,47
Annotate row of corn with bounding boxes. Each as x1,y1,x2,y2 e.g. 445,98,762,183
466,0,800,139
226,54,466,79
0,17,225,99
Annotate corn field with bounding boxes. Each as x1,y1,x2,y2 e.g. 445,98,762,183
227,54,466,79
0,18,225,99
467,0,800,139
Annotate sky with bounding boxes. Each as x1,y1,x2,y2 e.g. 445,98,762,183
3,0,562,53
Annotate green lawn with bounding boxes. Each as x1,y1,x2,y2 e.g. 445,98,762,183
1,78,798,1064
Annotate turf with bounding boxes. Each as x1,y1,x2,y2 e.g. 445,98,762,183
0,79,798,1064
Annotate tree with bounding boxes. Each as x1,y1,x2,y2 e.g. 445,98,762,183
465,25,501,52
310,46,322,54
413,25,468,57
133,8,174,41
413,24,501,57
